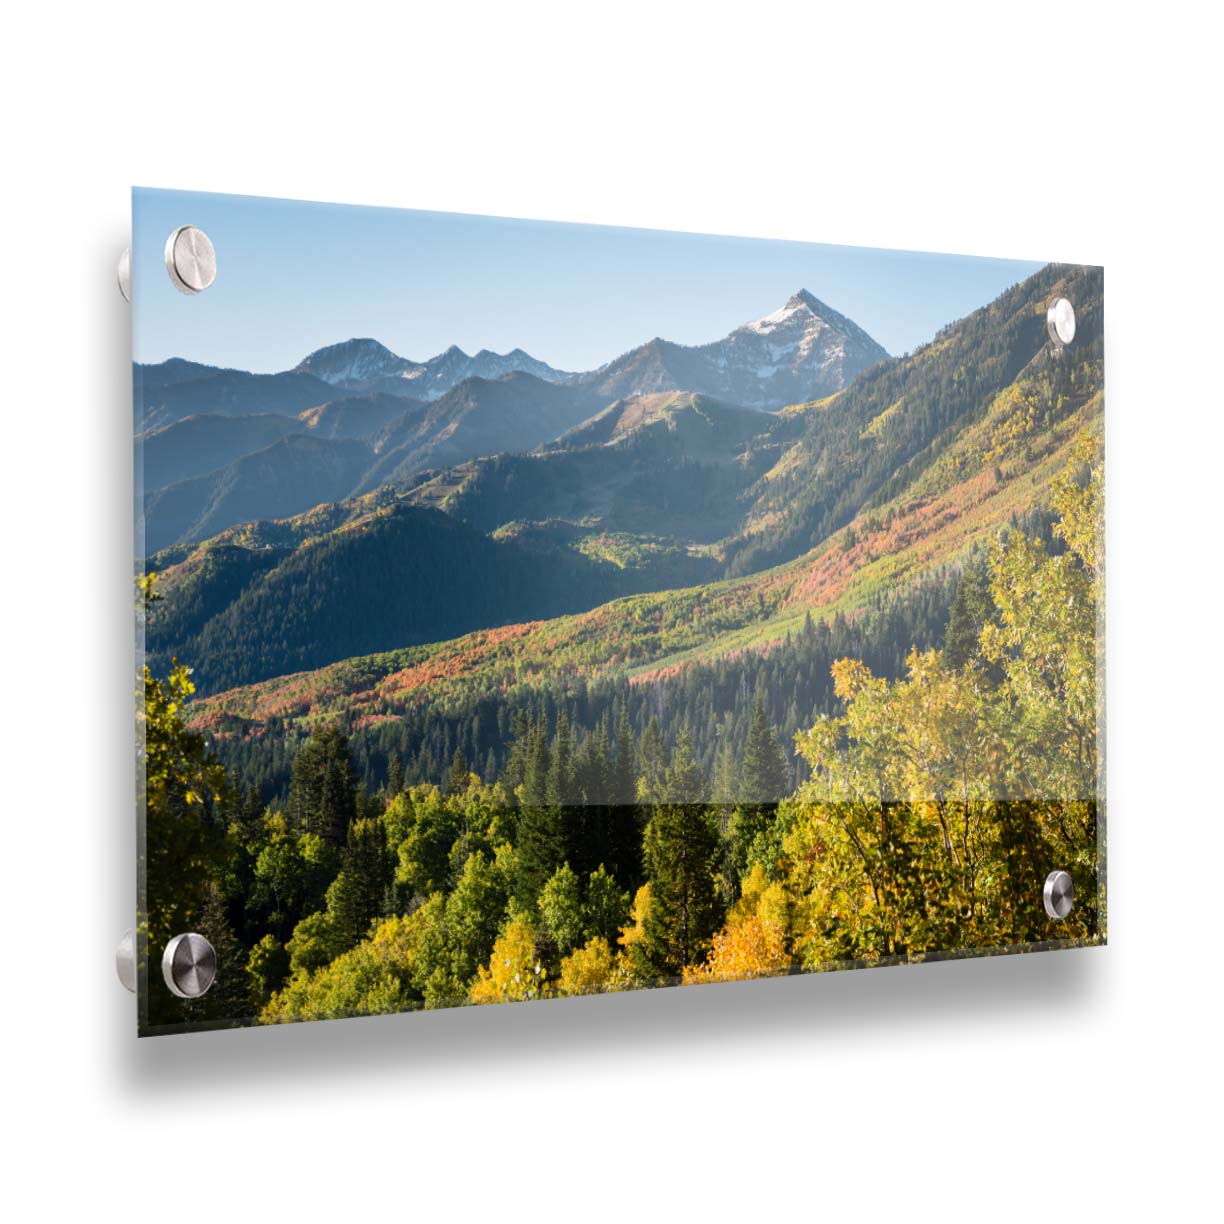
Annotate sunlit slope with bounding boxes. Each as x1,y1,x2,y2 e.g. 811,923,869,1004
192,349,1102,736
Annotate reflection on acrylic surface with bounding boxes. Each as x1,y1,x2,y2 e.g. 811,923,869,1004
134,189,1104,1034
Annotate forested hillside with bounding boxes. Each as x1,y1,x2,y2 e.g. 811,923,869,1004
187,320,1101,800
722,262,1102,576
145,265,1101,698
140,437,1102,1031
148,504,717,692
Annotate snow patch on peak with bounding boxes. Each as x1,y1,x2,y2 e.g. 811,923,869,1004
744,301,807,336
294,337,572,400
296,338,412,386
742,289,834,338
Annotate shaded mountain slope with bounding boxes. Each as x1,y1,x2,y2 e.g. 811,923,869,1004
551,390,769,453
410,392,783,541
147,502,717,692
136,357,229,391
143,434,374,553
354,372,602,492
140,375,593,549
137,368,339,431
142,413,307,492
296,391,423,440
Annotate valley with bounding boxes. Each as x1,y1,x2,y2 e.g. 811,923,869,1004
147,263,1101,732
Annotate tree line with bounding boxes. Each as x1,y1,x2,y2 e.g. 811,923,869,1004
213,559,980,815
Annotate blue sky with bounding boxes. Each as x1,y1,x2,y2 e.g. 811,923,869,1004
133,188,1044,374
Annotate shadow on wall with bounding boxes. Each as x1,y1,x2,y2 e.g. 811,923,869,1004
104,232,1102,1091
115,943,1103,1098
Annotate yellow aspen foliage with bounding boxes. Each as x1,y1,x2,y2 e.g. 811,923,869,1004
685,865,793,984
557,937,615,996
469,918,549,1005
1051,430,1104,579
618,884,650,951
614,883,655,982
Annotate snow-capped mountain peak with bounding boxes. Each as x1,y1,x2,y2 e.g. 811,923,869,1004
575,290,888,410
744,292,822,337
739,289,866,344
294,339,572,400
705,290,889,407
294,338,413,386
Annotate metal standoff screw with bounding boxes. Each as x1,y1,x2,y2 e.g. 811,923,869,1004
115,928,137,993
117,247,131,302
164,225,217,295
1043,870,1075,921
161,932,217,999
1047,297,1076,347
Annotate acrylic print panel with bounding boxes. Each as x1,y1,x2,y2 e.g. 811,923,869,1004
132,187,1105,1035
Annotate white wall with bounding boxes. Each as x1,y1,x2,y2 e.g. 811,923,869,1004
4,3,1218,1217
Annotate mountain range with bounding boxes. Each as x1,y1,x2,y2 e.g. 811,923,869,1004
574,290,887,409
145,264,1104,710
294,338,574,398
137,290,888,550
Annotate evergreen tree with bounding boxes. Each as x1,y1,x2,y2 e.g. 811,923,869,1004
641,732,724,975
572,726,610,875
447,746,469,796
288,727,358,846
945,554,994,669
515,719,562,908
605,707,641,887
637,717,667,801
239,784,264,829
328,817,391,950
386,751,404,799
354,781,377,823
193,880,249,1024
549,712,584,870
574,723,609,806
503,710,532,791
612,707,636,806
547,713,575,807
730,694,790,876
739,694,790,804
712,740,738,810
